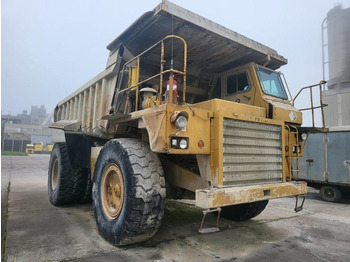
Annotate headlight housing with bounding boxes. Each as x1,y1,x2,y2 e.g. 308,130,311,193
171,111,189,129
175,115,188,129
170,137,189,149
179,138,188,149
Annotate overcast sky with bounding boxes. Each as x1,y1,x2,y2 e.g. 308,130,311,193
2,0,350,122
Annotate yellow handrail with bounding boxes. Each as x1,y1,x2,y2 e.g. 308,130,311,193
292,81,327,128
114,35,187,114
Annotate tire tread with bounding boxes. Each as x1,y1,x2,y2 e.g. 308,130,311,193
93,138,165,246
48,143,84,205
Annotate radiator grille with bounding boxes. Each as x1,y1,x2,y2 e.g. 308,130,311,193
223,119,282,185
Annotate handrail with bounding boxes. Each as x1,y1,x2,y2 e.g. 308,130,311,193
292,81,327,128
285,125,300,181
114,35,187,114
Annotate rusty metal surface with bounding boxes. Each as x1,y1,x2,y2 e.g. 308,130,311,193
222,119,282,185
195,182,307,209
198,208,221,234
50,48,123,139
107,1,287,74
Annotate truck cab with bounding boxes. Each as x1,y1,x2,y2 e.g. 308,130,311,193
25,144,34,154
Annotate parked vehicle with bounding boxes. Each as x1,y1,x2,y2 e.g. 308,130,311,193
34,142,44,154
299,126,350,202
48,1,322,245
46,144,54,153
25,144,34,154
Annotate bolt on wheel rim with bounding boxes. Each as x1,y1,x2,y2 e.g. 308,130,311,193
101,163,124,220
51,158,58,190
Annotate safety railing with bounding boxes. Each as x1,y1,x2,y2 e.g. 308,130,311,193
292,81,327,128
113,35,187,114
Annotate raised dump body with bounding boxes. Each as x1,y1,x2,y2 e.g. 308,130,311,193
48,1,314,246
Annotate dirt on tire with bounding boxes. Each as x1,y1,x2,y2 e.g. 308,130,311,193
93,138,166,246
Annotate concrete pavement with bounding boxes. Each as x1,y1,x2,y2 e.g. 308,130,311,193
1,154,350,261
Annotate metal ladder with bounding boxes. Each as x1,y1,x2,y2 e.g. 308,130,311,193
286,125,300,181
291,127,300,180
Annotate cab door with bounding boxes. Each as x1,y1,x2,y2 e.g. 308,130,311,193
222,68,255,105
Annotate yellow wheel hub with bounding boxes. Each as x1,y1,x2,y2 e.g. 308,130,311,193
101,163,124,220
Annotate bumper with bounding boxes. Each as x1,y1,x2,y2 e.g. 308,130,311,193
195,182,307,209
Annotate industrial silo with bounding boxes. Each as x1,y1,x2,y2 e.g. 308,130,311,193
323,5,350,126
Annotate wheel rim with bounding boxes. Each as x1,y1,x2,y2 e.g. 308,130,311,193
101,163,124,220
324,188,335,199
51,158,59,190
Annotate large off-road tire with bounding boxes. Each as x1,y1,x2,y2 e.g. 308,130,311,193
48,143,83,206
93,138,166,246
221,200,269,221
320,185,342,202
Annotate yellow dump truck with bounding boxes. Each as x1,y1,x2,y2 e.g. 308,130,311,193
45,144,54,153
48,1,324,246
34,142,44,153
25,144,34,154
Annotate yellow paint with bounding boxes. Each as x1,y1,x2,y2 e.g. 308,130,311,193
129,66,138,91
90,147,102,181
163,158,205,191
195,182,307,209
193,98,266,118
271,102,302,125
166,104,212,154
34,143,44,153
46,144,54,152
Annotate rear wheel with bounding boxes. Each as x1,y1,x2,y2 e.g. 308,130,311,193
221,200,269,221
320,185,342,202
48,143,83,205
93,138,166,246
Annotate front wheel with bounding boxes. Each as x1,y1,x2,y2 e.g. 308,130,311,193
93,138,166,246
221,200,269,221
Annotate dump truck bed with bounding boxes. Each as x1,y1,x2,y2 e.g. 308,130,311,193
51,0,288,138
107,0,287,71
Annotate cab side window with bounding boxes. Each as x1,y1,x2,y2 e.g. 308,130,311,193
212,78,221,99
226,72,250,95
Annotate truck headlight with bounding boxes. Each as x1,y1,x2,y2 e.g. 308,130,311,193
171,139,178,147
175,115,188,129
179,139,188,149
170,137,189,149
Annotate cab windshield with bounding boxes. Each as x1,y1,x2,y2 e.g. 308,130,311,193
256,66,288,100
